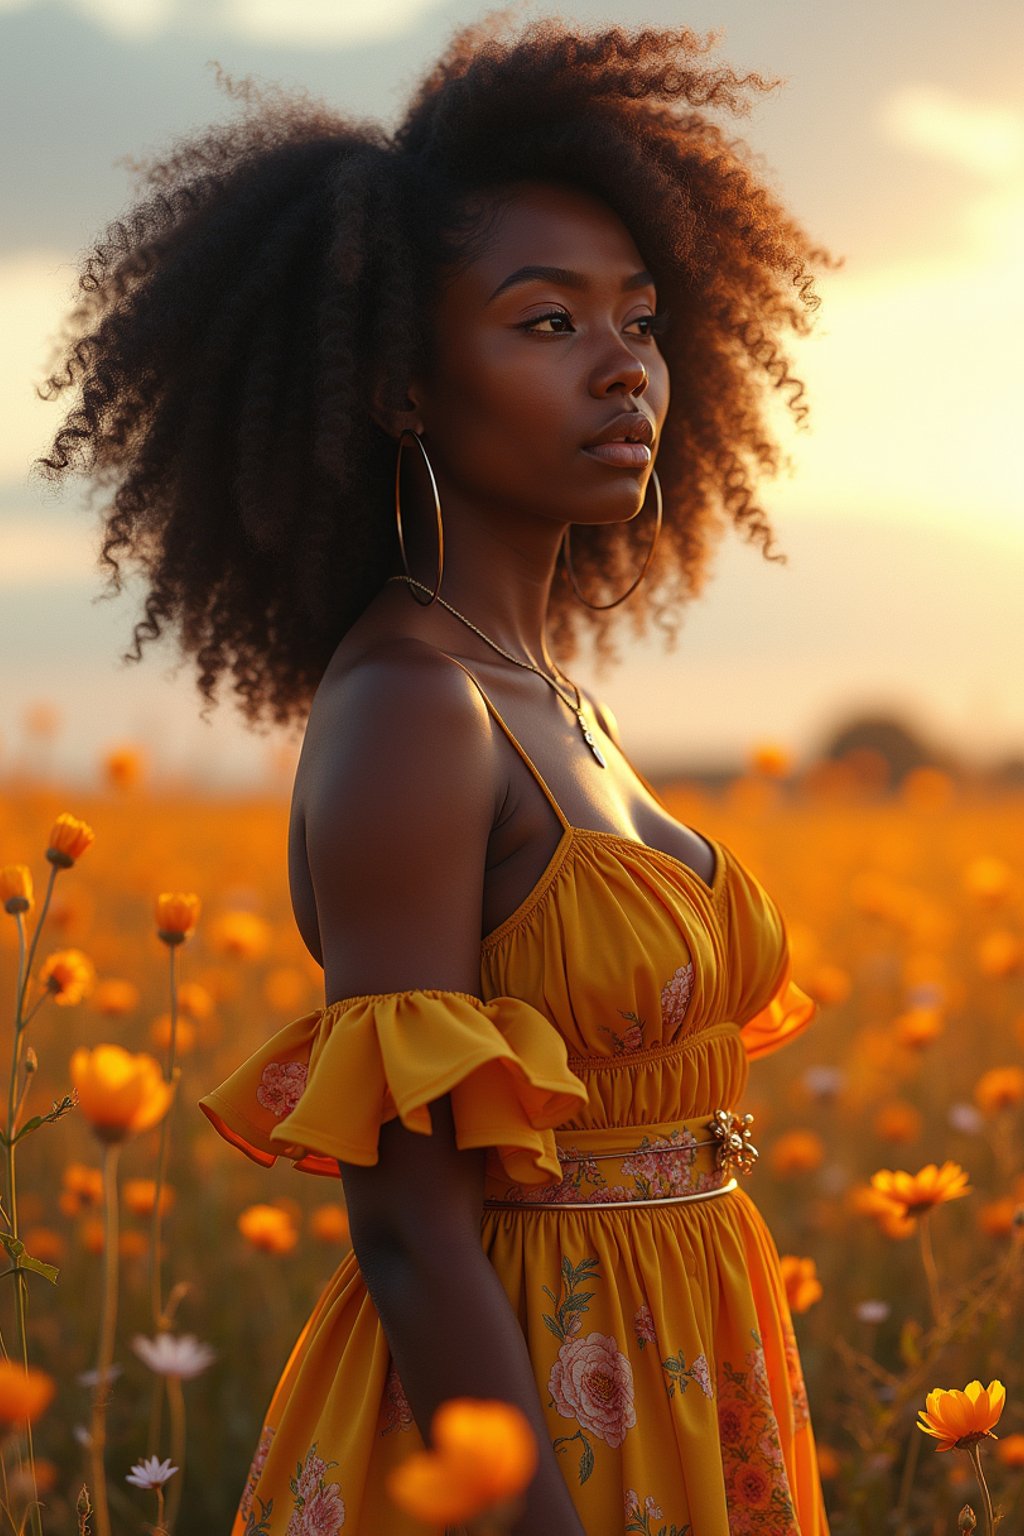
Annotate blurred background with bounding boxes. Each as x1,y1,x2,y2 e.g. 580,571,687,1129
1,0,1022,793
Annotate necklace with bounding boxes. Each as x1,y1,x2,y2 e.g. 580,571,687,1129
385,574,608,768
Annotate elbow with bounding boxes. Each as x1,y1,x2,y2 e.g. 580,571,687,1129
347,1202,484,1298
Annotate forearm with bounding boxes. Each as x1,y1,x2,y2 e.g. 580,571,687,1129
357,1233,587,1536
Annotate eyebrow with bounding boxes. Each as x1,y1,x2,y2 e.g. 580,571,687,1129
486,265,656,303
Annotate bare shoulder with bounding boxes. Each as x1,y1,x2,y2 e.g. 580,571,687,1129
299,638,503,1001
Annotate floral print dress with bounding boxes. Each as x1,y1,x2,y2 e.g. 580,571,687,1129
199,666,831,1536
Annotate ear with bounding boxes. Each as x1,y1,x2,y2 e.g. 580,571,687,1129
370,368,424,441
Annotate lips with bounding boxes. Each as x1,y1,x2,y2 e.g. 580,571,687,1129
582,410,655,450
583,442,652,468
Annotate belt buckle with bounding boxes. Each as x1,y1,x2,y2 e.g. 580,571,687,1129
709,1109,759,1176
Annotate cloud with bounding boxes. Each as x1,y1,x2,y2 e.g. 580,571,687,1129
878,84,1024,182
0,249,84,484
0,0,445,44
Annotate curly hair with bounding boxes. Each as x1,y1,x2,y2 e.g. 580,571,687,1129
32,12,839,731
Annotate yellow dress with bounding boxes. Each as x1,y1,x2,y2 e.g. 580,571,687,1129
199,667,831,1536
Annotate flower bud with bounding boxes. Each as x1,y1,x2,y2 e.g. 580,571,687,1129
958,1505,977,1532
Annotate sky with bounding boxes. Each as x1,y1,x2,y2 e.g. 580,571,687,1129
1,0,1022,789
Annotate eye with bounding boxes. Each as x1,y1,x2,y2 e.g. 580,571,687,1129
516,308,671,337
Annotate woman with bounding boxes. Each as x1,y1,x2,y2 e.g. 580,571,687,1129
36,15,836,1534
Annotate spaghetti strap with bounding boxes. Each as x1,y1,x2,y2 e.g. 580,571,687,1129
440,653,572,831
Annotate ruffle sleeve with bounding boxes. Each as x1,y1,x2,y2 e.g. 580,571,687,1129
197,988,589,1186
721,849,819,1060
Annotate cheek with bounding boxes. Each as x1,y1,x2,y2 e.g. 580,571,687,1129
431,336,570,462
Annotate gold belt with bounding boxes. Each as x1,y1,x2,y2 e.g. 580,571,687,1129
483,1108,757,1210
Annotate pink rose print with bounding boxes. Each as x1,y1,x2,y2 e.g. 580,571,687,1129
621,1130,699,1199
597,1009,646,1054
239,1423,275,1521
256,1060,308,1118
286,1440,346,1535
633,1304,657,1350
625,1489,641,1519
548,1331,636,1449
689,1352,714,1400
644,1496,664,1520
660,959,694,1031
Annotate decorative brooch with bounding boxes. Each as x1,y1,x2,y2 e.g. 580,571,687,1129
709,1109,759,1176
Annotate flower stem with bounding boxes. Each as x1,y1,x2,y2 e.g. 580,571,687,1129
146,943,179,1459
917,1212,945,1325
88,1141,121,1536
967,1444,996,1535
164,1376,186,1533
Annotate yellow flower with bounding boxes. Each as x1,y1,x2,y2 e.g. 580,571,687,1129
237,1204,298,1255
69,1045,174,1143
917,1380,1005,1453
895,1006,944,1049
388,1398,537,1523
973,1066,1024,1114
155,892,201,944
870,1161,971,1219
1,864,33,916
39,948,96,1006
779,1255,823,1313
0,1362,56,1426
46,813,95,868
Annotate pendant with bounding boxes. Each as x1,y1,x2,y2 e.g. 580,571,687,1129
576,710,607,768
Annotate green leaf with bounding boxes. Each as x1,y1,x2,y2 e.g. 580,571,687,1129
579,1436,595,1484
561,1291,594,1313
541,1313,565,1343
18,1251,59,1284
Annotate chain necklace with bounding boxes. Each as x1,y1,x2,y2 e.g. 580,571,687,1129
385,573,608,768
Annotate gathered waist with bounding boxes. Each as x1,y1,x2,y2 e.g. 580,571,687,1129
482,1108,758,1211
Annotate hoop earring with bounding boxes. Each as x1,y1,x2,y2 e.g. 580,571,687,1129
394,428,444,605
561,467,662,610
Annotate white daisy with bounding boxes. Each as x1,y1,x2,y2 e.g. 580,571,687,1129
125,1455,178,1489
131,1332,217,1380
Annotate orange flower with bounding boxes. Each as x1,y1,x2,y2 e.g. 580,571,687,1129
1,864,33,916
237,1204,298,1254
770,1130,826,1177
870,1161,971,1220
155,892,201,944
177,981,214,1020
976,1199,1022,1239
816,1445,841,1479
92,978,140,1018
21,1227,65,1265
847,1183,917,1239
150,1014,197,1055
39,948,96,1006
309,1204,350,1245
46,813,94,868
977,930,1022,978
103,745,144,789
895,1007,944,1049
59,1162,104,1215
123,1179,175,1219
804,964,852,1007
918,1380,1005,1453
963,856,1013,904
0,1362,56,1426
69,1045,174,1143
388,1398,537,1524
973,1067,1024,1114
750,743,791,778
210,910,270,960
996,1433,1024,1468
779,1255,823,1313
873,1100,923,1144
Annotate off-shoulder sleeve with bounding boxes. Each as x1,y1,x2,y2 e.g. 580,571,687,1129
721,848,819,1060
197,988,589,1186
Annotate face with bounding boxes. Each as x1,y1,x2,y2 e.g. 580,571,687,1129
410,180,670,532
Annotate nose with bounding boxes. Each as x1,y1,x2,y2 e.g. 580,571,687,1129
590,339,648,398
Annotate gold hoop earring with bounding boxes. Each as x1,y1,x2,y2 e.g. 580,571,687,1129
561,468,662,610
394,428,444,605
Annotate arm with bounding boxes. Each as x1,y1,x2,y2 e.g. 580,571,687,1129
304,640,587,1536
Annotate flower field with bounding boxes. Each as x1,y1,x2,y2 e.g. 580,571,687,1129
0,758,1022,1534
